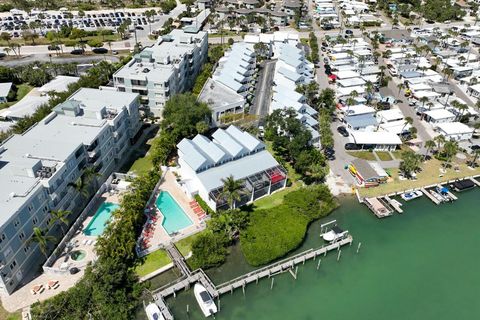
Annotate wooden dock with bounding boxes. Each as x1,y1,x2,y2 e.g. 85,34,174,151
420,188,441,205
470,177,480,187
383,196,403,213
364,197,393,218
151,236,353,319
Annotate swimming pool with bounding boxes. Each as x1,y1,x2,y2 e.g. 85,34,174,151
155,191,193,235
83,202,119,236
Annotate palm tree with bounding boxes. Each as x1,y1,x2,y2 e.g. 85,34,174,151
397,83,405,96
49,210,71,235
68,167,100,199
419,96,429,110
220,175,243,209
470,149,480,167
401,116,413,136
424,139,436,160
27,227,56,258
4,47,11,56
434,135,446,149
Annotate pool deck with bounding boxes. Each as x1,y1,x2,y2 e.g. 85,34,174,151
143,170,205,252
0,192,123,312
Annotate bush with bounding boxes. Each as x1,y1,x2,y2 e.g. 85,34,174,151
87,39,103,48
194,194,214,215
240,185,337,266
189,231,228,269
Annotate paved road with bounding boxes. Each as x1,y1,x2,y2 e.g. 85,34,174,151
1,54,120,67
251,60,276,117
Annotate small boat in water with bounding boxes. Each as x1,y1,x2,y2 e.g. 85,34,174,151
322,226,348,242
429,189,445,203
450,179,475,192
435,186,452,202
145,302,165,320
194,283,217,317
400,190,423,201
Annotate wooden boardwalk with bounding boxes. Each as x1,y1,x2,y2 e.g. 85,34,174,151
151,236,353,319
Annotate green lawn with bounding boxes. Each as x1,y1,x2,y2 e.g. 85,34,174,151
0,305,20,320
135,249,171,277
376,151,393,161
359,158,480,198
175,231,205,257
253,141,303,210
348,151,377,161
0,84,33,110
128,155,153,175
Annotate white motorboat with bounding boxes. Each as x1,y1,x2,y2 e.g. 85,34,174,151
429,190,445,203
194,283,217,317
322,226,347,242
145,302,165,320
400,190,423,201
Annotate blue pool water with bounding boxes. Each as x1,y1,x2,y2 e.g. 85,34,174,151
156,191,193,234
83,202,119,236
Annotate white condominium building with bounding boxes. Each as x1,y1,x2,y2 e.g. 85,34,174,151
0,88,141,294
113,28,208,117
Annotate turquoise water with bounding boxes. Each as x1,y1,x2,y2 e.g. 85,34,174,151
160,188,480,319
83,202,119,236
156,191,193,234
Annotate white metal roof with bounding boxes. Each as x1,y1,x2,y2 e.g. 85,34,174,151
424,109,455,120
436,122,474,135
351,131,402,145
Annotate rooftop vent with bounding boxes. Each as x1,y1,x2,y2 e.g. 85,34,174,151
143,68,150,73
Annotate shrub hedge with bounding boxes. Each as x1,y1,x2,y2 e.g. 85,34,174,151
240,185,337,266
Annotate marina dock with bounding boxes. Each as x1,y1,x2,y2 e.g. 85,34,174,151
363,197,393,218
384,196,403,213
421,188,441,205
152,236,353,319
469,177,480,187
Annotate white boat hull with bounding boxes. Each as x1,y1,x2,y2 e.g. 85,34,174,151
194,283,217,317
400,191,423,201
145,303,165,320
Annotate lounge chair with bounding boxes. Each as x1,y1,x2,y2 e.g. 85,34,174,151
82,239,88,245
47,280,59,290
86,239,93,245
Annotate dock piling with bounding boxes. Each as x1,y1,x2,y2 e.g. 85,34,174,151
270,277,275,290
186,304,189,314
357,242,362,254
337,250,342,261
316,259,321,270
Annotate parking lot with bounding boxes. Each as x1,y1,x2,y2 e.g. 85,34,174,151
0,9,157,38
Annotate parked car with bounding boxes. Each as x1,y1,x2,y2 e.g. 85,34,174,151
337,126,349,137
48,45,60,50
345,29,353,36
345,143,360,150
92,47,108,54
135,25,144,30
70,49,85,55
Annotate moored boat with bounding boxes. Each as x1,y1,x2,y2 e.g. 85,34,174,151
400,190,423,201
145,302,165,320
450,179,475,192
322,226,348,242
194,283,217,317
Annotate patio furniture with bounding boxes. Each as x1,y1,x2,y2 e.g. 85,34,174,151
30,284,44,295
47,280,59,290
